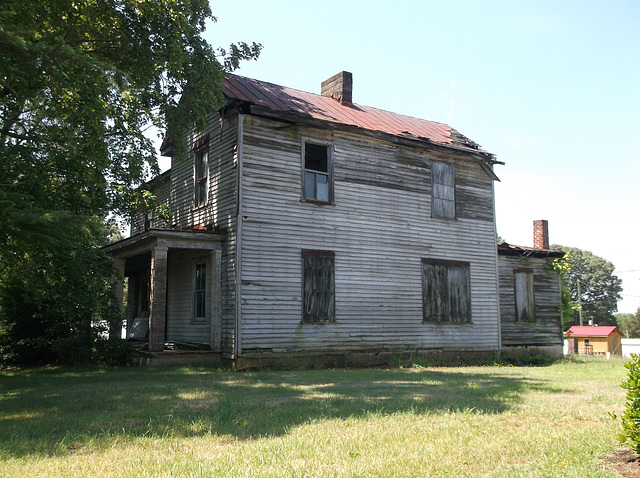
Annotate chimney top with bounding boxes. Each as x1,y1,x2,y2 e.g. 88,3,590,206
321,71,352,105
533,220,549,250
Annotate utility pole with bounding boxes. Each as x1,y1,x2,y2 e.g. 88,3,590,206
577,280,583,326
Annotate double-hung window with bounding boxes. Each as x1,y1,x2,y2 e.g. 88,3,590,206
431,161,456,218
303,142,333,203
302,250,335,323
194,137,209,207
514,269,535,322
422,259,471,323
193,263,206,322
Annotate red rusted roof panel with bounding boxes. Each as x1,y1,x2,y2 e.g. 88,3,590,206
223,74,464,147
565,326,621,337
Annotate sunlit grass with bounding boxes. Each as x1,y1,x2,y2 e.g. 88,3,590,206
0,356,629,476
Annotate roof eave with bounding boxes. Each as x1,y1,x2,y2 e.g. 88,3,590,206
243,102,500,165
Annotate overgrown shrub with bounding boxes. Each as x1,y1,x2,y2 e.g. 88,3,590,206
0,222,129,366
619,353,640,452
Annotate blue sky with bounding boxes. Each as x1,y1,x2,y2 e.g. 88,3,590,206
169,0,640,313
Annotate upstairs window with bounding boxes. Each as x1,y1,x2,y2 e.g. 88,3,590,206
514,269,535,322
422,259,471,323
194,138,209,207
303,142,333,203
302,250,335,323
193,263,206,322
431,161,455,218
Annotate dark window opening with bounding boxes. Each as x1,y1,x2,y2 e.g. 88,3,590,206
193,263,206,321
302,251,335,322
195,147,208,207
138,276,150,314
304,142,332,203
422,259,471,323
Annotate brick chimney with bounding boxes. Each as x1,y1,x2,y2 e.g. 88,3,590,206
533,220,549,250
321,71,352,105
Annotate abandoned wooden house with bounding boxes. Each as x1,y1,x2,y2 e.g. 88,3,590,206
104,71,563,366
498,220,565,358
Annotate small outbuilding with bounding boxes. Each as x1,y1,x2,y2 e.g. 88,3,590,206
565,326,623,357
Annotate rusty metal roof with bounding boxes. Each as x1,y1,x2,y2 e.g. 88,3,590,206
565,326,621,337
223,74,490,155
497,242,565,258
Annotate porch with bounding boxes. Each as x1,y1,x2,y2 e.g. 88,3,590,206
103,228,225,354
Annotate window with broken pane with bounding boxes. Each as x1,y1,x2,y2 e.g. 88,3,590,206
303,142,332,203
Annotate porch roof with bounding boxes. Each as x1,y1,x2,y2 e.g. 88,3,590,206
103,228,225,259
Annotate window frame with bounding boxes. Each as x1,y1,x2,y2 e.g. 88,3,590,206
302,139,334,204
431,161,456,219
421,258,471,323
192,262,207,323
514,268,535,322
301,250,336,323
194,135,209,208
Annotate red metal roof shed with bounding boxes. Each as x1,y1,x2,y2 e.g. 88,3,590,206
565,326,622,337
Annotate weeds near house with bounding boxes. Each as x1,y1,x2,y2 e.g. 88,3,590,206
0,357,629,477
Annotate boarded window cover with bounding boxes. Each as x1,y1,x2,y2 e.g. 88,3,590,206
431,162,455,218
514,271,535,322
422,261,471,323
302,253,335,322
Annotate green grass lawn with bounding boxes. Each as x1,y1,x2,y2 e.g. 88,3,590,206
0,356,631,477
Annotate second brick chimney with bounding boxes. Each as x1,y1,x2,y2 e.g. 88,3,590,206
321,71,353,105
533,220,549,250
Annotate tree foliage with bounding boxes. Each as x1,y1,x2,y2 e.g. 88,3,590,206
0,0,260,364
617,309,640,339
551,245,623,327
545,253,579,326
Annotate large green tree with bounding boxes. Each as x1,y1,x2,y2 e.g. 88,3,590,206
0,0,260,364
551,245,623,327
617,310,640,338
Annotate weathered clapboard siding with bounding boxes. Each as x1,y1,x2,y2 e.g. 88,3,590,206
498,255,563,347
237,115,500,355
169,112,239,356
166,250,213,344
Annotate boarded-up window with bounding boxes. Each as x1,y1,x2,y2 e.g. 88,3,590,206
193,263,206,321
302,251,335,322
422,259,471,323
194,137,209,207
431,161,455,218
303,142,333,203
514,270,534,322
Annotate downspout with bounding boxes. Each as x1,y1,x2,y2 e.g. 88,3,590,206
234,113,244,360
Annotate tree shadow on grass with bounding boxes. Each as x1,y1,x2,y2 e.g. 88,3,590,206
0,365,570,457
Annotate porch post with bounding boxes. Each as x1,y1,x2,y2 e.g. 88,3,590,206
149,246,168,353
111,258,126,340
210,249,222,352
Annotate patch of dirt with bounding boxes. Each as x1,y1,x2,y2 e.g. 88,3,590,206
603,450,640,477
